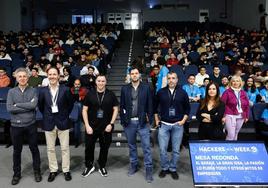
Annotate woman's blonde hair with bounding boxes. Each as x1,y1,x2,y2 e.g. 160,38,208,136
229,75,244,88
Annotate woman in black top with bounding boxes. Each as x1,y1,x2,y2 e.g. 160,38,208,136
197,82,226,140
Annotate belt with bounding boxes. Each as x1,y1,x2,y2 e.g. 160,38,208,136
130,117,139,121
161,121,177,126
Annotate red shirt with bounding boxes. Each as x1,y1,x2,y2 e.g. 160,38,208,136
71,87,88,101
166,58,179,67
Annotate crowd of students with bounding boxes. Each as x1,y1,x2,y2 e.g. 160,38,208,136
0,23,121,87
144,22,268,125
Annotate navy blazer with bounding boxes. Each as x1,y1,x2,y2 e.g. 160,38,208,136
38,85,74,131
120,82,153,127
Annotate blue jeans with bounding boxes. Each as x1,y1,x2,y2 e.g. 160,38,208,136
124,120,152,168
158,122,184,172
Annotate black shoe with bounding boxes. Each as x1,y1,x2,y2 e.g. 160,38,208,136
11,176,21,185
5,143,12,148
64,172,72,181
34,171,42,182
98,167,108,177
158,170,169,178
74,139,80,148
47,172,58,182
81,165,95,177
170,171,179,180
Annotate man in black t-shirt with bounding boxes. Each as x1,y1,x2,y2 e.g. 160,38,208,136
82,75,119,177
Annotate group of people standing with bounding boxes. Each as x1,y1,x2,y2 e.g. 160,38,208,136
6,65,250,185
197,75,249,141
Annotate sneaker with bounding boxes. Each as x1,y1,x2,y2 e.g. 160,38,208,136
98,167,108,177
170,171,179,180
128,164,138,176
81,165,95,177
158,170,169,178
145,167,153,183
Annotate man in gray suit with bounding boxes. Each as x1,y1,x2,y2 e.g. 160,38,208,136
6,68,41,185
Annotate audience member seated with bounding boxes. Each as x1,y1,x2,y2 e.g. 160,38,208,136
197,53,208,66
0,50,12,61
180,52,191,67
77,53,90,66
164,48,172,61
28,68,43,87
149,65,160,91
0,66,11,87
197,42,207,54
244,77,261,107
150,53,158,67
183,74,201,102
200,78,211,99
219,75,229,96
60,67,76,88
159,37,171,49
210,65,222,85
65,36,75,46
56,61,64,76
166,53,179,68
195,66,209,87
80,64,99,76
80,66,96,90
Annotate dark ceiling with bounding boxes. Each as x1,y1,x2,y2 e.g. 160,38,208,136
36,0,150,13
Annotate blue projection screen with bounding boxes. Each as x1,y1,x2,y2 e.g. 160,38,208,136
189,141,268,187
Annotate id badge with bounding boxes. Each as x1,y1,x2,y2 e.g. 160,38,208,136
97,109,104,119
51,105,59,113
169,107,176,117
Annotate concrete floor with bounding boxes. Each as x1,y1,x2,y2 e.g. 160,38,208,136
0,145,194,188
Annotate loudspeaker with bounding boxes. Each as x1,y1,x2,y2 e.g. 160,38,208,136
259,4,265,13
76,17,82,24
21,7,27,16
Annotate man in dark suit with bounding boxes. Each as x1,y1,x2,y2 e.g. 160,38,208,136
38,67,74,182
120,67,154,183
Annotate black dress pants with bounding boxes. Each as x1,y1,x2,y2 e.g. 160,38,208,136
10,124,41,176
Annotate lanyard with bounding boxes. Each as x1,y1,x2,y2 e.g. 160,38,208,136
190,85,194,97
168,88,177,106
234,90,241,110
50,88,59,106
96,90,105,106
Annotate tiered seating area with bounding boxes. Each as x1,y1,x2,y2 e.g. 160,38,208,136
0,23,122,144
144,21,268,143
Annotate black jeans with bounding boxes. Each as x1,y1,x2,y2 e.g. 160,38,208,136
85,131,112,168
4,121,11,145
10,124,41,176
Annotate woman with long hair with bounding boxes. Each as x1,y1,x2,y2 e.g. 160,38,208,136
197,82,226,140
221,75,250,140
243,77,260,107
